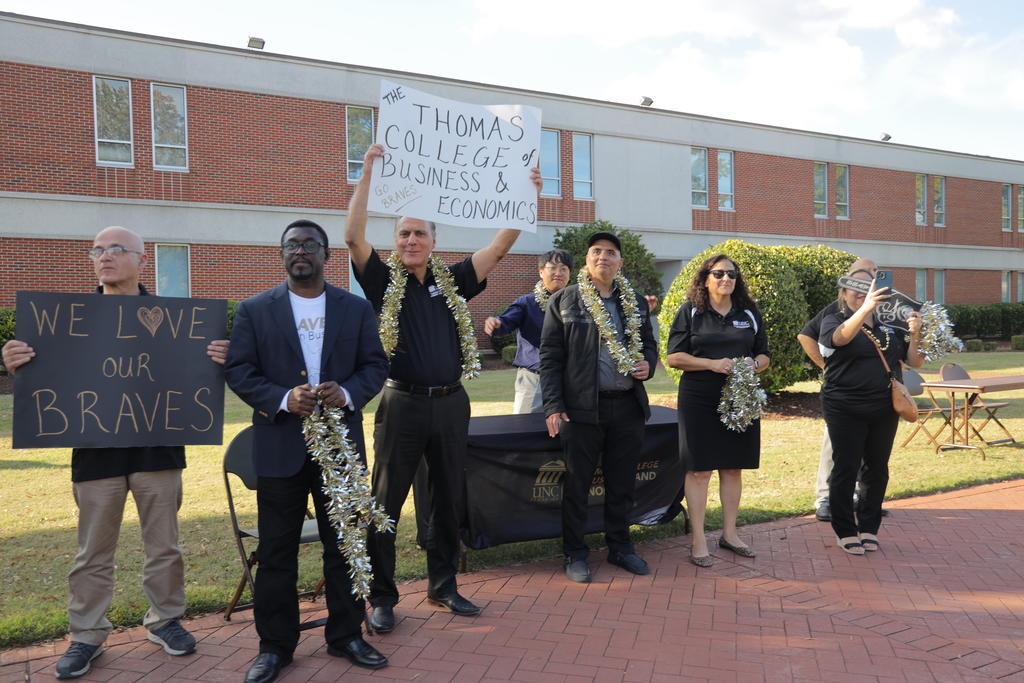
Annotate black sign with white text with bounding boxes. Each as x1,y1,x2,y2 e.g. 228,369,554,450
13,291,227,449
837,276,923,332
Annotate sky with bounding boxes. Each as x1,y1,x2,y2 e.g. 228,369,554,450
6,0,1024,160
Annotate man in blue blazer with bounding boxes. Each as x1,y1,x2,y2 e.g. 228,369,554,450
225,219,390,683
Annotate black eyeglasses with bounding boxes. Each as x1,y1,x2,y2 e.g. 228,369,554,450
281,240,323,254
88,246,143,259
710,269,738,280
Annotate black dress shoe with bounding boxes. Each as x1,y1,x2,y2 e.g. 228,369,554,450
426,591,481,616
880,507,891,517
607,550,651,575
245,652,290,683
368,605,394,634
327,636,388,669
815,502,831,522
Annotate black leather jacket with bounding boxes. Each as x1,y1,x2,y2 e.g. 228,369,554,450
540,282,658,425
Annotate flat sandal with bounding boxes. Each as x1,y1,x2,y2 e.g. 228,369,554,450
690,553,713,568
837,536,865,555
859,533,880,552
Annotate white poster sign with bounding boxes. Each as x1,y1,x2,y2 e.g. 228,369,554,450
368,79,541,232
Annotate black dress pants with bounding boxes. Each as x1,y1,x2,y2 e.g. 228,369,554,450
560,393,646,560
254,458,363,658
367,385,470,606
823,402,899,539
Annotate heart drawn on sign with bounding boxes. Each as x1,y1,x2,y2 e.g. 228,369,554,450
136,306,165,336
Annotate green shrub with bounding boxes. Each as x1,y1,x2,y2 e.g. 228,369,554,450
944,304,974,338
553,220,664,309
658,239,808,393
999,302,1024,337
500,344,517,365
976,304,1003,338
983,341,998,352
0,307,14,373
487,305,517,353
965,339,983,352
1011,335,1024,351
225,299,239,337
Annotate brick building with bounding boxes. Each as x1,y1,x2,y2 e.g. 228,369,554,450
2,12,1023,343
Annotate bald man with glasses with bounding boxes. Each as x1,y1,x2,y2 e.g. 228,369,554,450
2,226,228,679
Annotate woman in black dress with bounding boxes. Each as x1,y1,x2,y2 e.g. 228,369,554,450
666,255,770,567
819,269,922,554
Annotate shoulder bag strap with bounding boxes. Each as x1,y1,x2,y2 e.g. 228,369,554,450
861,328,894,378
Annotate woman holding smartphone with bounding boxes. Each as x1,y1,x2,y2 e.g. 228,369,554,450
818,267,923,554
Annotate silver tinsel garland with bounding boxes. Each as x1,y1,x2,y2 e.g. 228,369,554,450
302,405,394,601
717,358,767,433
915,301,964,362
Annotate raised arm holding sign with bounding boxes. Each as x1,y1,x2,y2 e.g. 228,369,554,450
343,84,542,632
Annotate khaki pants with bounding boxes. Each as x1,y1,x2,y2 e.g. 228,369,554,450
68,469,185,645
512,368,543,414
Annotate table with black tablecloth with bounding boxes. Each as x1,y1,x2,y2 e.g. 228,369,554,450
414,405,685,551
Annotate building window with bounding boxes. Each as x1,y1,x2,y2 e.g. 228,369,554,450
933,176,945,226
813,162,827,217
1002,184,1012,231
572,133,593,199
717,150,734,210
1018,272,1024,302
933,270,945,304
691,148,708,208
915,174,927,226
346,106,374,182
93,76,133,166
151,84,187,170
1002,271,1012,303
915,269,927,301
155,244,190,297
1018,186,1023,232
539,129,560,197
835,164,849,219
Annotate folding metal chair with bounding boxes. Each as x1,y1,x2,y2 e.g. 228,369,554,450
222,426,325,621
939,363,1013,444
899,366,951,448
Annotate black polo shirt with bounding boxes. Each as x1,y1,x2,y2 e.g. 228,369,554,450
71,285,186,482
818,307,908,409
667,300,769,386
356,249,486,386
800,300,840,340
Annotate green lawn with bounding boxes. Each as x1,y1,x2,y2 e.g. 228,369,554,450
2,353,1023,647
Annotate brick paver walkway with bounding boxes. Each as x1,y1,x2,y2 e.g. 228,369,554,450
3,480,1023,682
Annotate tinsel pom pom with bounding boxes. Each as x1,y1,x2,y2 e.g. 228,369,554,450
718,358,767,433
916,302,964,362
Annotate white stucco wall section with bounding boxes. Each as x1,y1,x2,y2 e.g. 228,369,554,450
592,137,691,231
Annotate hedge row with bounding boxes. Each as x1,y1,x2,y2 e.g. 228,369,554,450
944,302,1024,340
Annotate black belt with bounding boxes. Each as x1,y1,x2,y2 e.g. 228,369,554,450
385,378,462,397
598,389,633,399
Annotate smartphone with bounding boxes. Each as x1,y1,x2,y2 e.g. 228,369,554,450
874,269,893,289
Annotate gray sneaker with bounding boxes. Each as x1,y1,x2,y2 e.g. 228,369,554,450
55,642,103,679
147,620,196,656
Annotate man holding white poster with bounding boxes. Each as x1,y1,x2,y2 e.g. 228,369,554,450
346,130,540,632
367,79,541,232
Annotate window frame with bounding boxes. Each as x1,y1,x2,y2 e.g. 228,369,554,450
834,164,849,219
1018,272,1024,303
1001,184,1012,231
932,176,945,227
1018,186,1023,232
691,147,709,209
150,82,188,172
539,128,561,198
346,105,375,184
933,270,945,305
717,150,734,211
571,132,593,200
154,243,191,297
813,162,828,218
93,75,134,168
915,269,928,301
915,174,927,226
1002,271,1012,303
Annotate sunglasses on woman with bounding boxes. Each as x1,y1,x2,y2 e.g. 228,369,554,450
710,269,738,280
